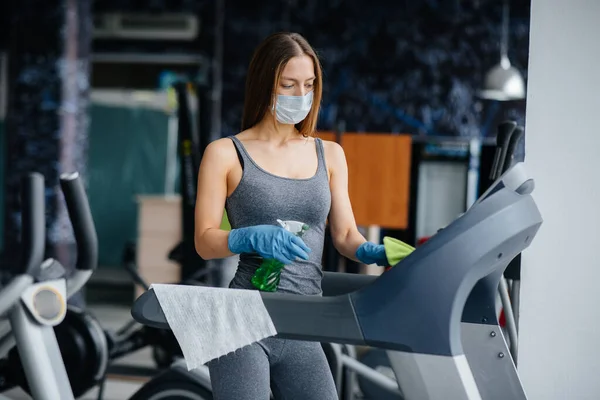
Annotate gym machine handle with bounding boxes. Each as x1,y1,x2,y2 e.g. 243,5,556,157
60,172,97,272
490,121,516,181
502,126,524,174
20,173,46,276
60,172,98,297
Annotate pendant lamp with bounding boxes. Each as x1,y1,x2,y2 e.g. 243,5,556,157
478,0,526,101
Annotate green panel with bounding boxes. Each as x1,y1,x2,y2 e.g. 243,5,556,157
87,104,171,268
0,119,4,253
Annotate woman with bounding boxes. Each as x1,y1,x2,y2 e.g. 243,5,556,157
194,32,388,400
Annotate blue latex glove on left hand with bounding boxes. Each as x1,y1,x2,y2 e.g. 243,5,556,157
355,242,388,266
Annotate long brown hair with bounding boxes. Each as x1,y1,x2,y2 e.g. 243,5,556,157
241,32,323,137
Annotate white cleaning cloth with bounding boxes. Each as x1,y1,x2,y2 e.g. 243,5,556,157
151,283,277,370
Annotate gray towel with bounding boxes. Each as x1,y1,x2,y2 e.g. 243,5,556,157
151,283,277,370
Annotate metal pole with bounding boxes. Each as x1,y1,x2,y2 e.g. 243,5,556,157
0,52,7,120
210,0,224,142
499,277,519,364
340,354,402,395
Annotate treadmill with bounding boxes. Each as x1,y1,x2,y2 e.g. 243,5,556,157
132,161,542,400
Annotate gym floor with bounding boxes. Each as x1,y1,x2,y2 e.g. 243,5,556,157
3,304,150,400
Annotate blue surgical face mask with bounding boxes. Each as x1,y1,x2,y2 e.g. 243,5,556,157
273,91,313,125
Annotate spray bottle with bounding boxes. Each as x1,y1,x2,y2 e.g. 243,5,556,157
251,219,310,292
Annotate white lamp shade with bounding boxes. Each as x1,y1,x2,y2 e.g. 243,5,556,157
479,61,526,101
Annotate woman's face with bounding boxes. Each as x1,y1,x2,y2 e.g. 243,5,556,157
277,55,315,97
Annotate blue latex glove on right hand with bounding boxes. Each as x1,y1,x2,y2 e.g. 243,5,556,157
228,225,311,265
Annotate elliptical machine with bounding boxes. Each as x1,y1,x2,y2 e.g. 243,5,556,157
0,172,213,400
0,172,101,399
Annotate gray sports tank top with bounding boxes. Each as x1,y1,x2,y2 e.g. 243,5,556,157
225,135,331,296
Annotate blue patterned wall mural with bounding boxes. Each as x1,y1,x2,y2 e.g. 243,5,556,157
1,0,92,285
219,0,530,138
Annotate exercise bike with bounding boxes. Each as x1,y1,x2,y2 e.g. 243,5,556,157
0,172,213,400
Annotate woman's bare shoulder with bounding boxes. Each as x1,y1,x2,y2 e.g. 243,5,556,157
205,136,235,153
202,136,240,168
320,139,344,160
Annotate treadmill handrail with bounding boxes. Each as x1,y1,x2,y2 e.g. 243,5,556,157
131,288,168,329
131,287,369,345
131,270,378,328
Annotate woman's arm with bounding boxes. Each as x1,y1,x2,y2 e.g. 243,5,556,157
194,139,236,260
325,141,368,261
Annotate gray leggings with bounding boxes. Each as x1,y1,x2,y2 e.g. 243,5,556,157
207,337,338,400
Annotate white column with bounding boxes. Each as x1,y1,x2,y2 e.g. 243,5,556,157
520,1,600,398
